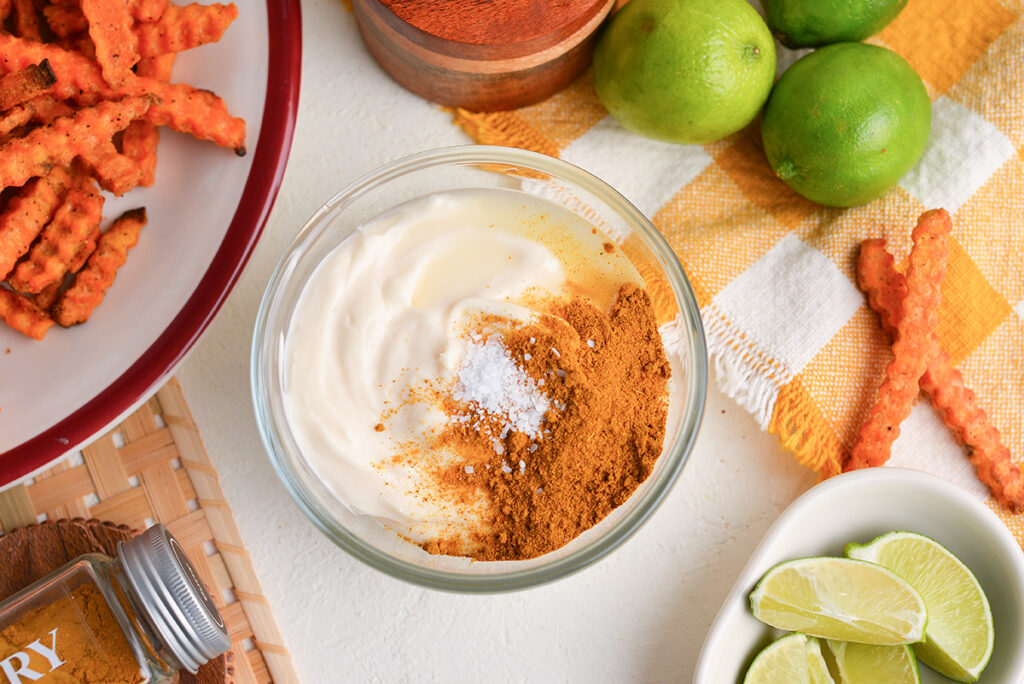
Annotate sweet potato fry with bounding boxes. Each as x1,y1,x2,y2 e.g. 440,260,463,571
0,287,54,339
128,0,168,22
0,167,72,279
27,95,76,124
0,0,11,24
43,4,89,39
0,94,156,191
34,281,60,310
121,119,158,187
0,35,246,153
133,3,238,57
11,0,42,42
34,220,101,309
857,239,1024,511
53,207,145,326
0,61,57,112
79,140,144,195
845,209,952,472
9,170,103,293
56,32,98,61
134,52,176,81
80,0,140,88
0,104,34,137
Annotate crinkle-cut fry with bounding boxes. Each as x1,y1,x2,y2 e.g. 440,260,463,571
8,171,103,293
121,119,159,187
0,36,246,153
27,95,76,124
11,0,43,42
0,167,72,280
0,61,57,112
0,104,34,137
36,222,102,309
34,281,60,310
845,209,952,472
128,0,167,22
0,94,156,191
133,3,238,57
0,287,54,340
56,32,98,61
0,0,11,24
858,239,1024,512
44,4,89,38
53,207,145,326
81,0,140,88
135,52,176,81
79,140,144,195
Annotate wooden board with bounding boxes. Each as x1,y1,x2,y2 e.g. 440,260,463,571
0,378,297,684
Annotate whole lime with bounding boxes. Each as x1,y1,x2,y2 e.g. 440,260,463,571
593,0,776,145
760,43,931,208
762,0,908,48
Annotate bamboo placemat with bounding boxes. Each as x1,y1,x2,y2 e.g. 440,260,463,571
0,378,298,684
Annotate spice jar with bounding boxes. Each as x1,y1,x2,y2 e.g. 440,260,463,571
0,524,230,683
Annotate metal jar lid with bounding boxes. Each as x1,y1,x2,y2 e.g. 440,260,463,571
117,524,231,673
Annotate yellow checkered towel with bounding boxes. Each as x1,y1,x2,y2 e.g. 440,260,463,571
450,0,1024,541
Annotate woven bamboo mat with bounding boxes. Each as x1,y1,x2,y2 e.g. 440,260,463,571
0,378,298,684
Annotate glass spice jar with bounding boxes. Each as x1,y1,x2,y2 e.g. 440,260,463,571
0,524,231,684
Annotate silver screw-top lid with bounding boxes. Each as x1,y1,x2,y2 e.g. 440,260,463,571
117,524,231,673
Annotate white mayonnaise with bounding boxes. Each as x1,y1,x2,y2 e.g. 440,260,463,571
283,188,642,543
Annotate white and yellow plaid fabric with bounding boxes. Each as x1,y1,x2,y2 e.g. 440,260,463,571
451,0,1024,546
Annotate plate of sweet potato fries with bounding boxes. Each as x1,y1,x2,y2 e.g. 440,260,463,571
0,0,301,481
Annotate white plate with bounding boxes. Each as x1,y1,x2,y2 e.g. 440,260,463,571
694,468,1024,683
0,0,301,482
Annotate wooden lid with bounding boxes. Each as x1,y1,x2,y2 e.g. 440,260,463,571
0,519,232,684
371,0,613,59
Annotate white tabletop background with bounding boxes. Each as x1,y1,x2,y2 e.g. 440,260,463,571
177,1,818,681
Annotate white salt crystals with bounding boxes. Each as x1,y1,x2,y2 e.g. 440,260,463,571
452,336,550,439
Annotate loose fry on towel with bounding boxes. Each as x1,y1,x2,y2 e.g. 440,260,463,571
0,35,246,152
0,167,72,279
9,171,104,293
44,5,90,38
53,207,145,326
0,61,57,112
0,94,156,191
133,3,238,57
0,104,34,137
11,0,43,42
0,287,54,339
845,209,952,472
80,0,140,87
857,239,1024,511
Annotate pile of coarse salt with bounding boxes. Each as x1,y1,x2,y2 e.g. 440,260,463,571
451,335,549,449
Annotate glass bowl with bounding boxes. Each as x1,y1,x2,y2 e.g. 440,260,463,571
252,145,707,592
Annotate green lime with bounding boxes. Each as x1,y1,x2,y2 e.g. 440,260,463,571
593,0,776,144
760,43,931,207
762,0,908,48
749,557,927,645
822,640,920,684
744,633,835,684
845,532,994,682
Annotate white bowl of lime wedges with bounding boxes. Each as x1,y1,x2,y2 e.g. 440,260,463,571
694,468,1024,683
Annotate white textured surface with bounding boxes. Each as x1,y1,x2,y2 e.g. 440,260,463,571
176,2,816,681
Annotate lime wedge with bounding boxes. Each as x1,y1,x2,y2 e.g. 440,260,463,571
744,633,835,683
845,531,993,682
822,640,920,683
749,557,927,644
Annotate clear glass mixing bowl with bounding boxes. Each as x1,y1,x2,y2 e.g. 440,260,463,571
252,146,707,592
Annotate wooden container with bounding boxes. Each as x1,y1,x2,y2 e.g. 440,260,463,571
353,0,616,112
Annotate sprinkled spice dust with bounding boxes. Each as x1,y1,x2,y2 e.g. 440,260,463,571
421,282,671,561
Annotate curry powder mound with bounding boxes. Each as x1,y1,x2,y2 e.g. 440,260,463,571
0,584,142,683
428,282,672,560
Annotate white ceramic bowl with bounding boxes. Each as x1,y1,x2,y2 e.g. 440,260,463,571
695,468,1024,683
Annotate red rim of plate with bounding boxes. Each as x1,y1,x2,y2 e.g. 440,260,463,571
0,0,303,485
